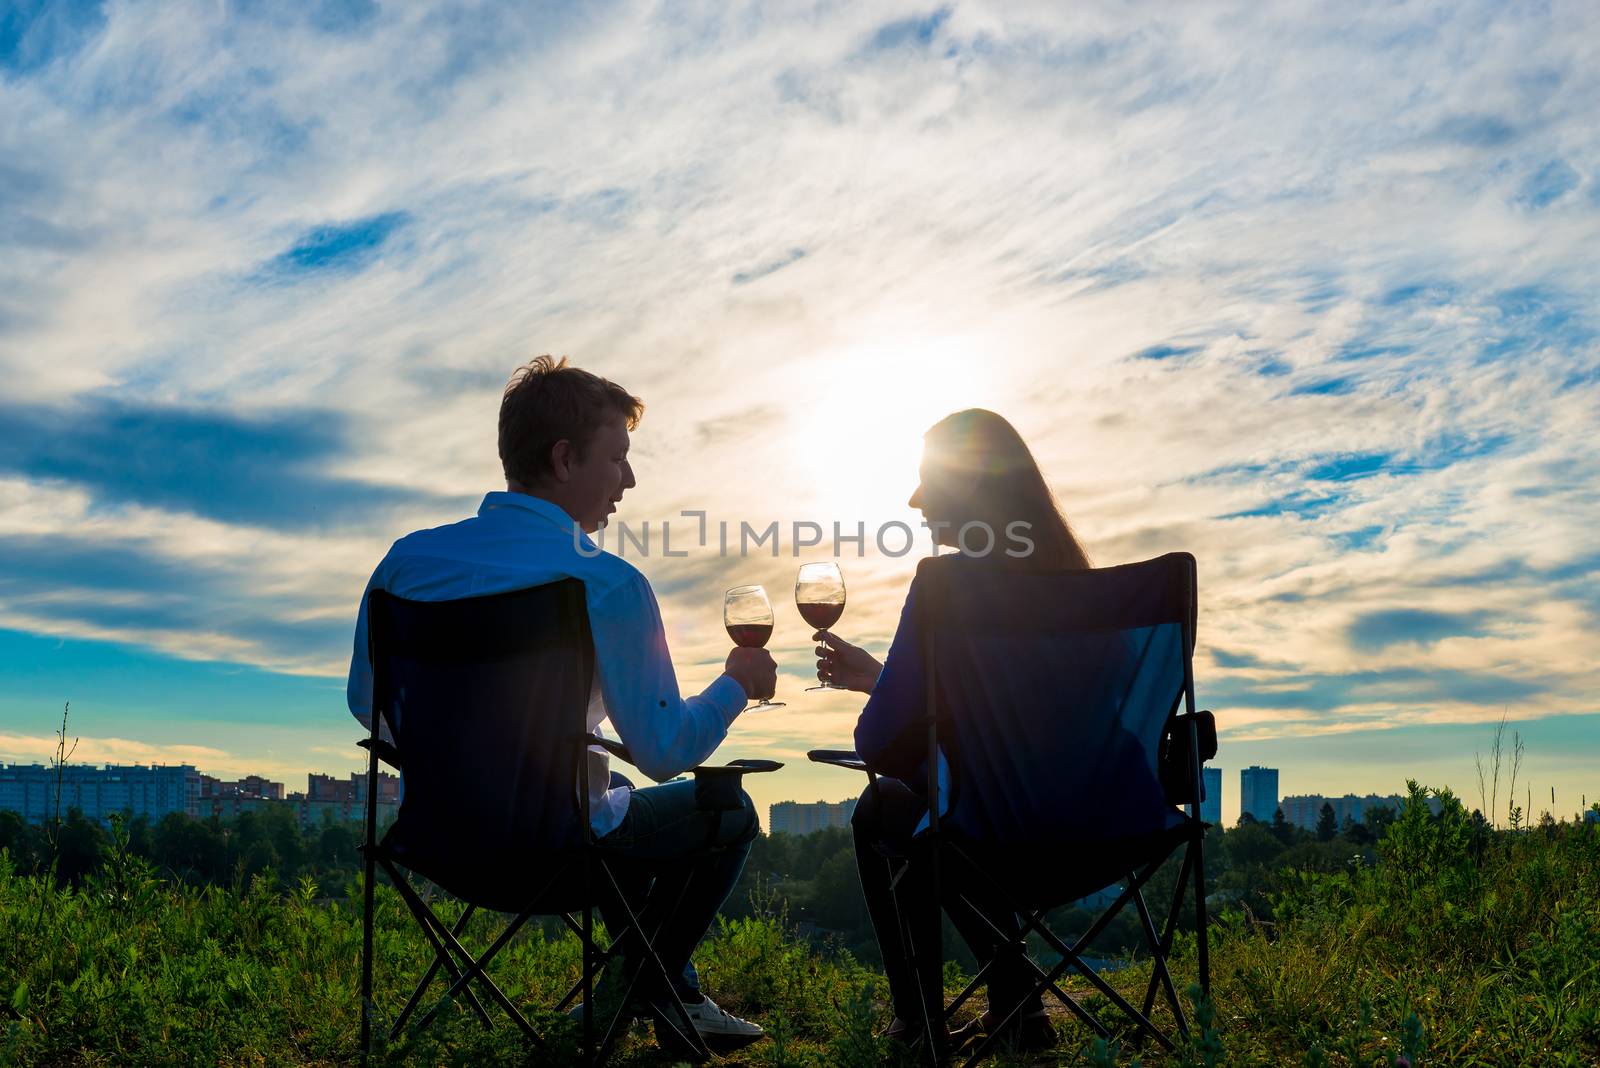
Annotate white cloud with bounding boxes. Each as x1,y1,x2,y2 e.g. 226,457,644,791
0,731,231,769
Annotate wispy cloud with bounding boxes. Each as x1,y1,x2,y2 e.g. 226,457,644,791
0,396,468,529
731,248,808,287
865,8,951,52
1346,608,1495,652
0,731,230,768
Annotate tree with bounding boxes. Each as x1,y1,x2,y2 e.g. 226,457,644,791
1363,804,1397,842
1316,803,1338,842
152,812,228,882
808,850,870,933
257,804,306,875
318,823,358,869
124,812,155,858
1271,807,1296,845
0,810,43,872
55,807,106,885
1223,821,1282,869
1216,822,1285,920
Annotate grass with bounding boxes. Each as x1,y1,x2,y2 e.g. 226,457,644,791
2,783,1597,1066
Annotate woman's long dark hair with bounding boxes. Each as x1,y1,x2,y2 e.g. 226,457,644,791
923,409,1091,570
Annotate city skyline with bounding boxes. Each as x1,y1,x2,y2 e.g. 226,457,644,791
6,752,1594,831
0,759,398,828
2,4,1599,827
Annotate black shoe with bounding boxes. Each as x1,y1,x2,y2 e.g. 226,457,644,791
949,1007,1056,1055
880,1016,950,1047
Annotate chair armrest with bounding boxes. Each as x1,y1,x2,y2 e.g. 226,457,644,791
582,731,782,810
357,737,402,770
580,732,637,768
692,758,784,776
689,759,785,812
807,748,871,774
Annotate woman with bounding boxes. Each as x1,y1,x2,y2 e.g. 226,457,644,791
815,408,1091,1051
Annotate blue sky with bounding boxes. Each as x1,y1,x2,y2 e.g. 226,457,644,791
1,1,1597,824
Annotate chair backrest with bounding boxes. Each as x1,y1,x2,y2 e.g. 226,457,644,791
368,580,595,900
918,553,1198,852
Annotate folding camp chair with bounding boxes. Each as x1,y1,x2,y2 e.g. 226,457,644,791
357,580,780,1063
809,552,1216,1065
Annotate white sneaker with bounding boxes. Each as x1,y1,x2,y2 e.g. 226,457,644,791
660,994,765,1052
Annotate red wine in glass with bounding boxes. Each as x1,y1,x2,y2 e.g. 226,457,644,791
796,602,843,631
727,623,773,648
796,562,846,691
724,585,784,709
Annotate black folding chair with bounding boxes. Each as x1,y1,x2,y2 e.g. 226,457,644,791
809,552,1217,1065
357,580,780,1063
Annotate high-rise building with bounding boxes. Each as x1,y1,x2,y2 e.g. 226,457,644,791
1279,793,1436,831
0,763,200,822
200,774,285,801
768,799,856,836
1239,765,1279,824
295,771,400,828
1200,766,1223,824
307,770,400,804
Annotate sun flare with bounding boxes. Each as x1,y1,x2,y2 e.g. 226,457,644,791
788,336,1009,523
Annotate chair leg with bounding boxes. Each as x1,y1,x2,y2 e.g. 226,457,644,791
391,905,477,1038
1142,847,1194,1028
1022,909,1176,1051
385,870,494,1032
413,860,579,1044
885,852,942,1066
1067,877,1144,954
411,900,542,1041
381,858,550,1042
579,837,598,1061
943,967,986,1023
1193,837,1211,997
582,863,595,1067
592,860,711,1064
1132,887,1187,1038
556,912,623,1013
361,849,375,1060
939,890,1024,1024
960,848,1182,1055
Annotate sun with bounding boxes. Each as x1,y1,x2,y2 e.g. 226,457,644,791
789,336,1007,524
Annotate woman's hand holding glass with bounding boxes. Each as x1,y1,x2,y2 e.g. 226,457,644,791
811,631,883,694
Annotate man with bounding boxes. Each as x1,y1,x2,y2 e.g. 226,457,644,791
347,355,776,1050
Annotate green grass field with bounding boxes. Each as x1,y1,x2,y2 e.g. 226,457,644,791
3,783,1597,1066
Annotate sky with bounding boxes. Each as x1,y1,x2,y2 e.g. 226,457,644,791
2,1,1598,827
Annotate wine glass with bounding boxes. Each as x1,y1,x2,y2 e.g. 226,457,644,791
724,585,785,709
796,562,846,691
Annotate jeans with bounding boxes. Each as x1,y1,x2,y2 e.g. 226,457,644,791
593,773,758,1001
852,777,1041,1024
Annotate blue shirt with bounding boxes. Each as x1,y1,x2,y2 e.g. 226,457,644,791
347,491,747,835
